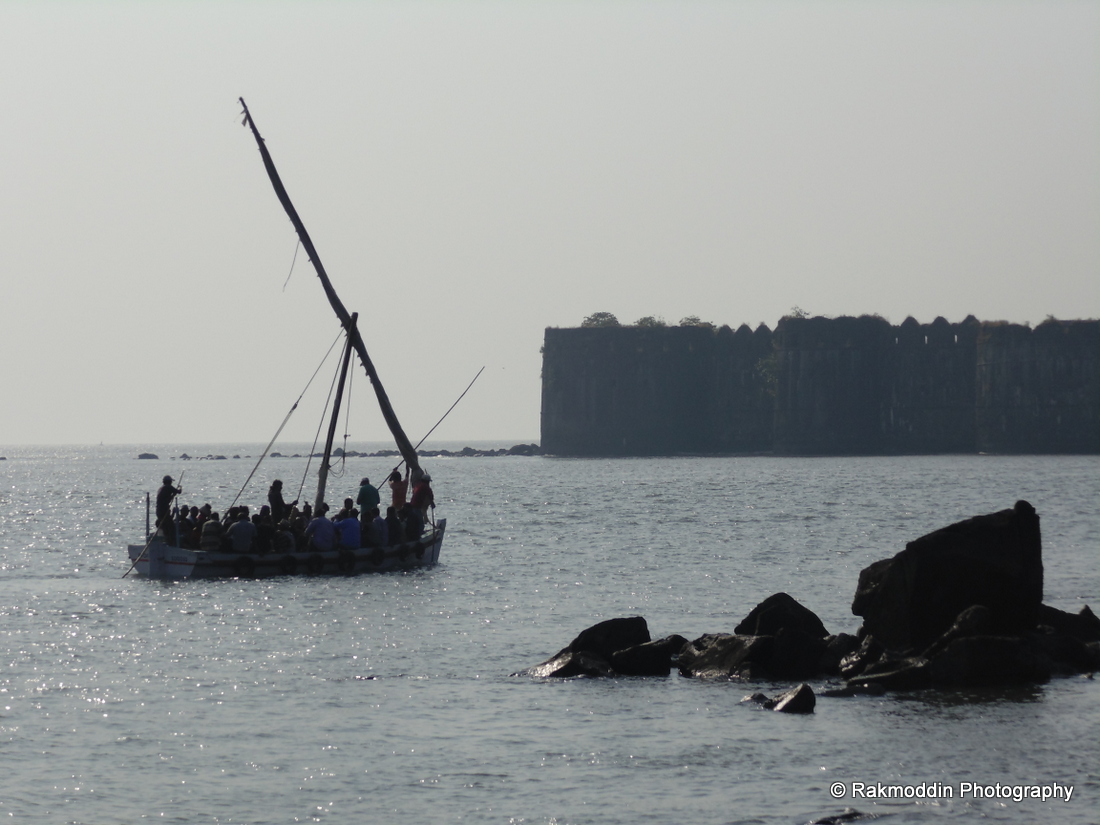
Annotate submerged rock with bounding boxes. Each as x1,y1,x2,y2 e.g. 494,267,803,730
611,635,689,676
742,684,817,713
768,683,816,713
515,649,616,679
513,617,683,678
809,810,875,825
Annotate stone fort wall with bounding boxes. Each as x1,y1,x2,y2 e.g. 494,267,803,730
540,316,1099,456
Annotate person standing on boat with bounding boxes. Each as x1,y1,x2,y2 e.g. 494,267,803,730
388,469,409,510
357,477,380,534
156,475,181,540
267,480,297,523
410,472,435,525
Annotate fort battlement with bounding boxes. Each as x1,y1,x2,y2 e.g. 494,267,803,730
540,316,1099,456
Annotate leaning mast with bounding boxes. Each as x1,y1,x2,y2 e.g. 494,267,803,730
239,98,421,475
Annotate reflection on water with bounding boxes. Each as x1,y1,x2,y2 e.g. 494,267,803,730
0,446,1096,823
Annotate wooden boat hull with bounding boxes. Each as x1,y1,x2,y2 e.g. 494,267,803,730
127,519,445,580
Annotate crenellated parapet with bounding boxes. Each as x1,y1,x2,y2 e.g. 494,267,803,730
540,316,1099,456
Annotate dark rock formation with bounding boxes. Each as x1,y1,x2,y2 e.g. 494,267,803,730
809,811,875,825
330,444,542,459
515,505,1095,691
852,500,1043,652
137,453,158,460
568,616,651,659
842,501,1100,687
678,594,836,680
513,617,687,678
926,635,1053,686
741,684,817,713
734,592,829,638
1037,604,1100,643
611,635,689,676
768,683,816,713
515,649,616,679
677,634,776,680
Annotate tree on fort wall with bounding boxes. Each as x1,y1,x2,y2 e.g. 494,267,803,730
581,312,621,328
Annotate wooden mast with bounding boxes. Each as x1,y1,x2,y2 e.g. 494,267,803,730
239,98,421,475
316,313,357,513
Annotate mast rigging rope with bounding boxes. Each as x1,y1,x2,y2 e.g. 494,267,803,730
230,327,345,510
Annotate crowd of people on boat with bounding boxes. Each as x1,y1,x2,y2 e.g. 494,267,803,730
154,469,435,555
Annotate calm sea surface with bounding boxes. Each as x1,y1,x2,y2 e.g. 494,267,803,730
0,445,1097,824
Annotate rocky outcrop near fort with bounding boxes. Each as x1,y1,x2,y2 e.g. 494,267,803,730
513,502,1099,697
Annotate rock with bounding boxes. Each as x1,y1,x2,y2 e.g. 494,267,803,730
514,616,653,678
610,635,688,676
1031,628,1100,675
766,683,816,713
821,633,862,674
734,592,829,638
513,649,615,678
677,633,775,679
507,443,542,456
678,624,838,681
926,635,1051,686
839,635,885,680
852,500,1043,652
768,627,830,679
809,811,874,825
137,453,158,460
568,616,651,659
739,684,816,712
1037,604,1100,643
921,605,993,659
848,656,931,690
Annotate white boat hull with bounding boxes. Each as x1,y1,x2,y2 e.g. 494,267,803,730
127,519,445,580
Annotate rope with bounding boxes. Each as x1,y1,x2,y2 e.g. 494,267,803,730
387,366,486,478
296,339,345,503
283,239,301,291
231,328,345,510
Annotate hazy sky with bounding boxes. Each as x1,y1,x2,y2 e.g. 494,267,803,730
2,1,1097,447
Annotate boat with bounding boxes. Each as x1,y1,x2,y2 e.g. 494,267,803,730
126,99,445,579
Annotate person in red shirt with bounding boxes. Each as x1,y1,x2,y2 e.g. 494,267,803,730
410,472,434,525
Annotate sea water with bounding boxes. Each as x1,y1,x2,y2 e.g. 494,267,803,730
0,445,1096,824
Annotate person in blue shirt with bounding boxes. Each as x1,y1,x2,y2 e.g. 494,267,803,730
334,509,361,549
305,504,336,552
